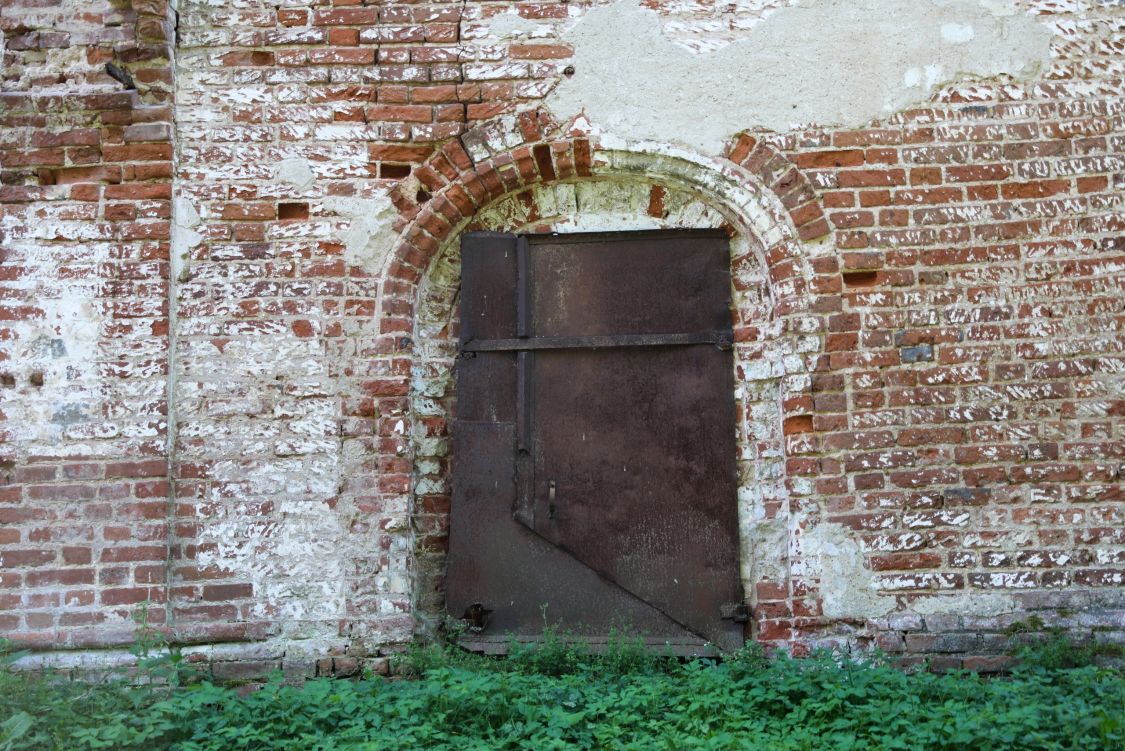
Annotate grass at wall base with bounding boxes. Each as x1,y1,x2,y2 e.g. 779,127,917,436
0,617,1122,751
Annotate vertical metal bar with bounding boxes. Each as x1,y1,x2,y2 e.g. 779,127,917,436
516,236,530,339
514,235,534,526
516,353,529,451
515,236,531,451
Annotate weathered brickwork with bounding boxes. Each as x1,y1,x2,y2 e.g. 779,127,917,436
1,0,175,647
1,0,1122,672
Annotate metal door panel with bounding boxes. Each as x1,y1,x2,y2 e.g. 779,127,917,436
527,233,732,338
447,230,745,653
527,345,742,650
459,232,519,345
446,421,711,641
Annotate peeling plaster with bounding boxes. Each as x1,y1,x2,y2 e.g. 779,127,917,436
479,10,554,40
546,0,1055,152
742,516,789,589
475,180,727,234
171,197,203,269
2,0,112,94
0,220,106,448
327,193,399,275
274,158,316,194
911,592,1017,617
796,521,896,619
180,331,354,629
194,498,347,624
797,522,1025,620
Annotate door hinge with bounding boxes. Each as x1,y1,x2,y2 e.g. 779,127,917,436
720,602,749,623
461,603,493,633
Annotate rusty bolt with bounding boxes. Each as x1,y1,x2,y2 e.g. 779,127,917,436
29,371,44,387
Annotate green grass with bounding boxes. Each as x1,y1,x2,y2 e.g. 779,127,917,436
1,635,1122,751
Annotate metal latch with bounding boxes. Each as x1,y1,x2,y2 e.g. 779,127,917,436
720,602,749,623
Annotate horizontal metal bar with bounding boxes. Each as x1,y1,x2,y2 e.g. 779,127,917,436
457,634,722,657
524,228,730,246
462,331,731,352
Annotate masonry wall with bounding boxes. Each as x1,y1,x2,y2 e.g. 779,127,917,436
1,0,1122,675
1,0,174,649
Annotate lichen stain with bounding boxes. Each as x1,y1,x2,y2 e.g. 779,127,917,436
547,0,1055,152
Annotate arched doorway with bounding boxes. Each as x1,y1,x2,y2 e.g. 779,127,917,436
384,124,827,647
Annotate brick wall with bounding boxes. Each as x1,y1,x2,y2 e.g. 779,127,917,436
754,95,1125,656
1,0,174,648
1,0,1121,672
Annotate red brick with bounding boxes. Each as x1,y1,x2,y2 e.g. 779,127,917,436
837,169,907,188
946,164,1010,182
202,583,253,601
795,149,865,168
1,549,56,568
508,44,572,59
100,546,166,563
311,8,378,25
105,460,166,478
1000,179,1070,199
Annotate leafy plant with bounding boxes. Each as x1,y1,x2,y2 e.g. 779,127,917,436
506,622,591,676
1011,631,1125,671
1,618,1123,751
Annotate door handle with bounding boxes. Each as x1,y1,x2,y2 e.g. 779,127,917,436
548,480,557,519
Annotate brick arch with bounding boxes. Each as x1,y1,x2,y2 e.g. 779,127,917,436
380,114,832,326
385,110,836,645
725,133,832,243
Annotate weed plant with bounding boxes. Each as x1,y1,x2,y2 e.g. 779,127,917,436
0,622,1122,751
0,606,192,750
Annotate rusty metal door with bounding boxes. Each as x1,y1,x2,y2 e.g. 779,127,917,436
446,229,744,653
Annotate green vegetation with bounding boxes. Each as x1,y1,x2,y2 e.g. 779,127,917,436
1,627,1122,751
1004,619,1125,671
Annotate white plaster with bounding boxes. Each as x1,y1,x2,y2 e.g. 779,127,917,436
743,516,789,587
11,649,141,672
481,180,728,234
480,10,552,40
327,192,399,276
194,497,347,624
794,521,896,619
911,592,1017,616
546,0,1054,151
941,22,976,43
174,320,359,631
171,197,203,278
0,216,108,448
274,157,316,194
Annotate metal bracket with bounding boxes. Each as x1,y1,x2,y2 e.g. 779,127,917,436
719,602,749,623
